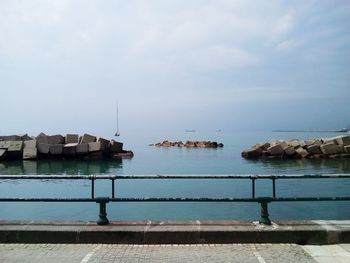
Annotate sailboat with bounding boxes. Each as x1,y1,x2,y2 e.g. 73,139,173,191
114,103,120,137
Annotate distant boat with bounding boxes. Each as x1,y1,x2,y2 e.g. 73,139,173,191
114,103,120,137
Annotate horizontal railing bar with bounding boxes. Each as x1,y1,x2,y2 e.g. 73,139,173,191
1,174,350,180
1,197,350,202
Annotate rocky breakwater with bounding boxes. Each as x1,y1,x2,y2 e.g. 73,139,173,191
0,133,133,160
241,135,350,159
150,140,224,148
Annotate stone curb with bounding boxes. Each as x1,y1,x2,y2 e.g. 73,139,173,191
0,220,349,244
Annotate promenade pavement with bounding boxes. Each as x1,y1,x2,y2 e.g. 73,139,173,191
1,243,350,263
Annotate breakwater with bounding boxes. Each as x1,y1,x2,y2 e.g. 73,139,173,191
242,135,350,159
150,140,224,148
0,133,133,160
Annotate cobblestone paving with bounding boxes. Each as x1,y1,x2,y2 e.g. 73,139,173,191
0,243,321,263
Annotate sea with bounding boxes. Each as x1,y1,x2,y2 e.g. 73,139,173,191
0,130,349,221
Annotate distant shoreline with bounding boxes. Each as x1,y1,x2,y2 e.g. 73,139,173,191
272,130,349,133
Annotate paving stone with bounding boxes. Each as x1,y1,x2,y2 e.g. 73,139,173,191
65,134,79,144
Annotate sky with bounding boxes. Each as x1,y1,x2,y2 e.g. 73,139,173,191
0,0,350,137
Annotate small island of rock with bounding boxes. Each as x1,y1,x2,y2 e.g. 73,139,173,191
150,140,224,148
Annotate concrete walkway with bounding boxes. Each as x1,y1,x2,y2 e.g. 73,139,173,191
1,243,350,263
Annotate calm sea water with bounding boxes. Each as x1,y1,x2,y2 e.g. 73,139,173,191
0,130,349,221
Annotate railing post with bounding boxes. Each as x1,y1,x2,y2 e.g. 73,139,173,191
96,197,110,225
258,198,271,225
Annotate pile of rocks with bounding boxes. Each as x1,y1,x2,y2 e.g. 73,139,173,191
0,133,133,160
241,135,350,159
150,140,224,148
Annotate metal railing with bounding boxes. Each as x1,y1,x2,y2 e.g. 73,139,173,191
0,174,350,225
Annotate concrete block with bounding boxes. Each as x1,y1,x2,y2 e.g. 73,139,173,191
48,135,64,144
306,144,322,154
65,134,79,144
49,144,63,155
63,143,78,155
36,134,49,144
97,137,109,152
76,143,88,154
37,143,50,154
344,145,350,154
0,149,6,159
267,144,284,156
320,143,344,155
110,140,123,153
0,141,11,149
0,135,21,141
7,141,24,157
334,136,350,146
81,134,96,143
88,142,102,152
23,140,37,159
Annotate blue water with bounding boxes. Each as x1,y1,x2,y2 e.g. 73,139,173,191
0,130,349,221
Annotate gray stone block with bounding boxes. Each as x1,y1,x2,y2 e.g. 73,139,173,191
37,143,50,154
63,143,78,155
97,137,109,152
0,141,11,149
320,143,344,155
48,135,64,144
65,134,79,144
110,140,123,153
7,141,23,154
283,146,295,156
23,140,37,160
49,144,63,155
81,134,96,143
88,142,102,152
76,143,88,154
306,144,322,154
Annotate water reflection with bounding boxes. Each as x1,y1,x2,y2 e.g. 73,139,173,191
245,158,350,174
0,159,123,175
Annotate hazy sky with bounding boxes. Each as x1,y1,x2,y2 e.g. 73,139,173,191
1,0,349,136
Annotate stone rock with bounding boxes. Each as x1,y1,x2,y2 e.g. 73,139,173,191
37,143,50,154
109,140,123,153
306,144,322,154
49,144,63,155
267,144,284,156
196,141,206,148
241,146,262,159
295,147,309,158
334,136,350,146
81,134,96,143
283,146,295,156
19,134,32,141
344,145,350,154
23,140,37,159
111,150,134,159
47,135,64,144
76,143,88,154
63,143,78,155
288,140,301,148
97,137,110,152
218,143,224,147
320,143,344,155
185,141,196,147
0,141,11,149
65,134,79,144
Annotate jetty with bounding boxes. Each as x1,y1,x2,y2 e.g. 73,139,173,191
0,133,133,161
150,140,224,148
